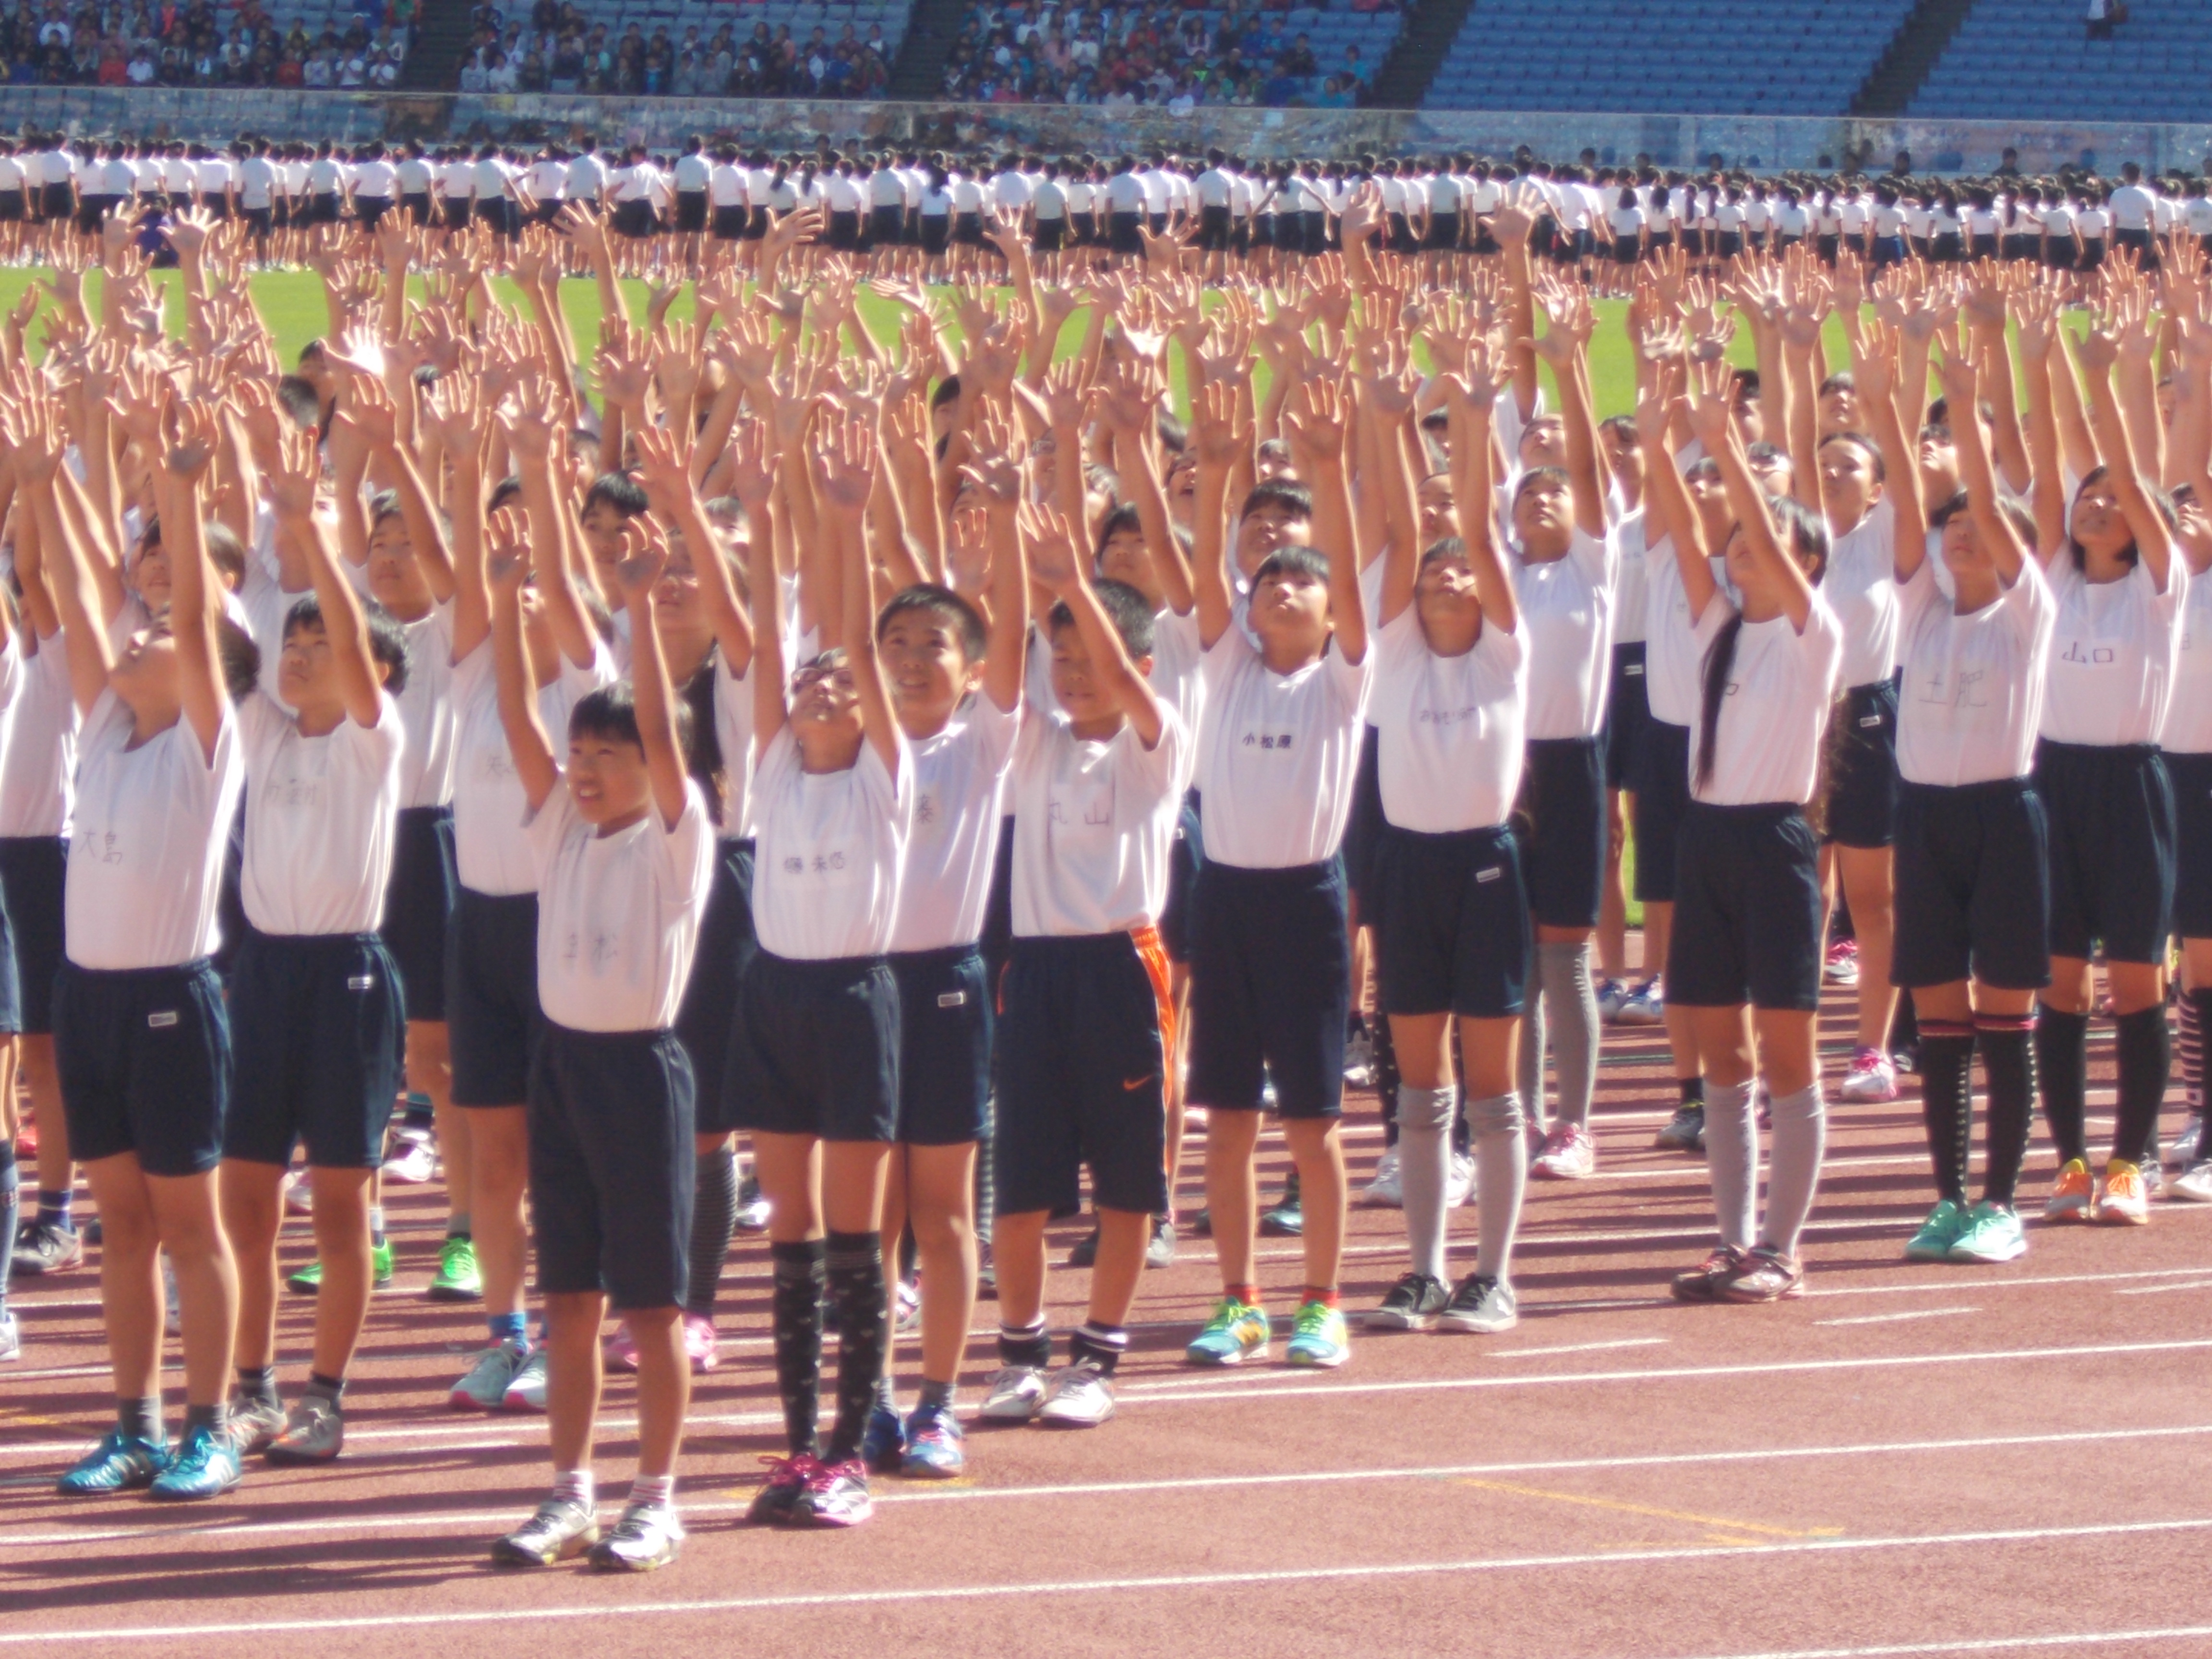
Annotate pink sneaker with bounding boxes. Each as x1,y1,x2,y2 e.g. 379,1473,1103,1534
605,1320,641,1372
683,1313,719,1372
1823,938,1860,986
1531,1123,1596,1179
1839,1046,1899,1103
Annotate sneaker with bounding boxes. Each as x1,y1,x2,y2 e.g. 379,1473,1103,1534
1904,1198,1971,1262
2172,1117,2206,1171
227,1394,286,1456
1362,1144,1404,1208
493,1496,599,1565
1531,1124,1596,1179
1596,977,1629,1021
2044,1157,2095,1222
2171,1160,2212,1203
1145,1215,1177,1269
1839,1046,1899,1103
148,1425,241,1501
382,1137,436,1185
1719,1247,1805,1302
1066,1225,1100,1268
1671,1246,1745,1303
283,1171,313,1214
797,1456,874,1527
1656,1104,1706,1152
682,1313,719,1371
287,1258,322,1294
977,1364,1049,1423
503,1345,551,1411
57,1431,166,1495
747,1454,819,1525
1367,1272,1450,1331
1824,939,1860,985
12,1218,82,1275
1190,1208,1212,1237
0,1308,16,1361
1260,1172,1303,1236
428,1237,482,1301
1037,1361,1118,1426
861,1401,906,1474
895,1278,921,1333
733,1173,771,1233
1285,1299,1351,1368
2143,1156,2165,1198
1616,978,1664,1025
587,1501,684,1571
1948,1201,2028,1263
1186,1298,1271,1366
2096,1160,2150,1226
900,1403,967,1476
450,1340,529,1410
1437,1274,1518,1334
1445,1149,1476,1207
264,1395,344,1464
286,1241,395,1294
604,1320,642,1372
1344,1025,1377,1088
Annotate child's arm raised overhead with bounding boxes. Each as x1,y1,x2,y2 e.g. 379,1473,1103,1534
160,395,229,760
270,425,385,729
9,397,110,717
486,506,560,816
431,376,493,659
635,421,756,676
1189,378,1249,651
613,518,692,830
500,383,600,669
1282,374,1367,666
1933,338,2030,587
1024,499,1166,749
820,409,901,776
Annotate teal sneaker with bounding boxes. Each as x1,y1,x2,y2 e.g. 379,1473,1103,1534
149,1424,242,1501
1285,1299,1351,1368
57,1431,166,1495
1905,1199,1971,1261
1185,1298,1270,1366
1948,1201,2028,1264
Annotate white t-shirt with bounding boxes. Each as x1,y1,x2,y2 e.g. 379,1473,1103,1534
1686,596,1845,805
1896,556,2055,786
525,158,567,201
0,632,76,837
749,728,911,961
395,602,457,809
238,155,276,208
890,696,1019,953
673,152,710,193
709,654,755,835
2164,558,2212,754
1009,708,1188,938
1196,631,1372,867
451,638,616,896
67,693,245,971
238,691,404,936
353,158,396,197
1515,526,1615,740
527,779,713,1032
1644,532,1730,726
2038,554,2188,747
1372,605,1526,832
1612,509,1650,647
1827,492,1900,688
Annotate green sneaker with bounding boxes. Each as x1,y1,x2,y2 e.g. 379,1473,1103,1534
1185,1298,1270,1366
1904,1199,1970,1262
1285,1299,1351,1368
1948,1201,2028,1264
429,1236,482,1301
287,1258,322,1294
286,1242,396,1295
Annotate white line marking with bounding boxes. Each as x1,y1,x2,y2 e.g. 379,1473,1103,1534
1487,1337,1672,1358
2114,1279,2212,1295
1,1517,2206,1643
1816,1309,1981,1327
1674,1628,2212,1659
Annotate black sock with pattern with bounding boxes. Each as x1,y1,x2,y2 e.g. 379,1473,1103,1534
824,1231,887,1465
769,1239,826,1459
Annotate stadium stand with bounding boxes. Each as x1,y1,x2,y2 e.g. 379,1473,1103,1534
1910,0,2212,123
0,0,414,89
457,0,906,97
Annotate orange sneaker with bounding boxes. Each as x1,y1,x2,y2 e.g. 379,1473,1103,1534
2043,1158,2094,1222
2095,1160,2150,1226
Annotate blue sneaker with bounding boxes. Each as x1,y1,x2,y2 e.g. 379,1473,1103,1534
1185,1298,1270,1366
860,1400,906,1475
900,1403,967,1479
57,1431,166,1495
1285,1299,1352,1367
149,1425,242,1501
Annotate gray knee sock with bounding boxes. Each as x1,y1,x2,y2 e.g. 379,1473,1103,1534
1760,1082,1826,1260
1518,963,1549,1124
1704,1079,1758,1251
1395,1083,1456,1282
1538,940,1599,1132
1467,1092,1526,1285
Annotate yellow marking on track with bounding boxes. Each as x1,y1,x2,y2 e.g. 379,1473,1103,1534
1454,1475,1837,1540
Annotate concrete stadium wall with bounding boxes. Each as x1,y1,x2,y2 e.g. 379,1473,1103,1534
4,87,2208,175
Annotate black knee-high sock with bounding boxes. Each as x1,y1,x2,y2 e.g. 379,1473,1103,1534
1374,1015,1401,1146
2036,1005,2090,1165
974,1089,997,1246
770,1239,827,1459
685,1145,739,1321
823,1230,888,1465
1976,1013,2037,1208
1889,989,1918,1058
1917,1024,1976,1205
2113,1004,2173,1167
0,1138,17,1315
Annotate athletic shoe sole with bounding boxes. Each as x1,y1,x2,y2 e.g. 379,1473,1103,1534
1184,1342,1268,1367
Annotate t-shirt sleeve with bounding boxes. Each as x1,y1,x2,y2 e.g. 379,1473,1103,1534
521,777,581,886
346,690,407,774
969,689,1022,776
1119,703,1187,801
1569,524,1615,588
2151,548,2189,615
1798,595,1846,695
655,781,713,906
1899,552,1944,627
1326,631,1375,718
1198,616,1256,688
2003,554,2054,644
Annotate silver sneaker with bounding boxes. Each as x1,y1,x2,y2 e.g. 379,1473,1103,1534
1445,1149,1476,1208
2172,1118,2205,1170
2171,1161,2212,1203
978,1364,1049,1423
449,1340,528,1410
1361,1144,1403,1208
1036,1362,1116,1429
265,1394,345,1464
227,1393,287,1455
492,1497,599,1567
0,1308,17,1361
1437,1275,1519,1335
588,1501,684,1571
503,1346,550,1412
734,1173,771,1233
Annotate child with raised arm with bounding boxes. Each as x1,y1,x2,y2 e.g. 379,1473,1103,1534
486,508,712,1572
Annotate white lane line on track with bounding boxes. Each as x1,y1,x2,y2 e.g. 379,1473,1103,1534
1815,1309,1980,1327
2113,1278,2212,1295
1672,1629,2212,1659
1487,1337,1671,1357
1,1516,2207,1643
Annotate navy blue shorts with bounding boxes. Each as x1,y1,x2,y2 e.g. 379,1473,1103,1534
379,805,455,1023
213,808,249,981
224,932,405,1169
1602,641,1649,791
445,887,541,1106
1341,725,1385,916
529,1022,695,1310
1631,719,1692,904
2033,740,2176,965
979,815,1016,988
995,930,1170,1217
2170,751,2212,939
1823,676,1899,849
725,950,899,1143
54,958,231,1177
890,944,990,1145
0,835,65,1034
1515,735,1606,929
1667,802,1824,1012
676,839,757,1133
1892,778,2051,991
0,897,20,1034
1373,822,1529,1019
1187,859,1349,1119
1159,788,1205,964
